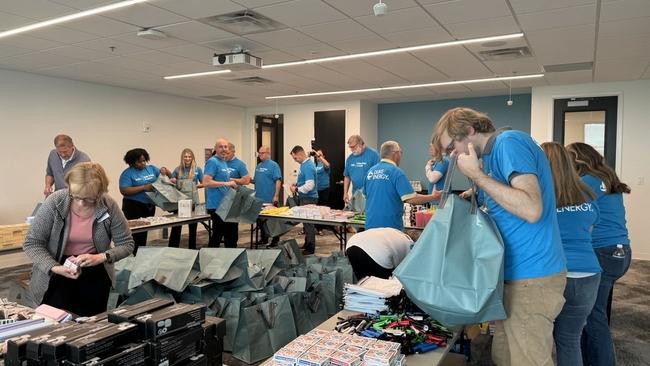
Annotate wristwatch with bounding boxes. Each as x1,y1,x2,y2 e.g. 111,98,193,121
104,252,113,264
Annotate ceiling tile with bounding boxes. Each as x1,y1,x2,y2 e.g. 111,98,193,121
0,11,33,32
482,58,543,75
152,0,245,19
416,46,493,79
509,0,594,14
445,15,520,39
0,0,75,20
76,37,148,55
321,60,407,86
282,42,346,59
298,19,375,43
597,34,650,61
253,0,346,28
382,26,452,47
202,37,271,53
595,59,649,81
328,35,395,53
92,56,177,76
525,24,595,65
464,80,507,91
0,51,83,70
245,29,319,48
355,7,439,34
62,15,141,37
517,4,596,32
48,0,125,10
543,70,593,84
423,0,511,24
599,16,650,38
45,45,115,61
0,34,64,51
601,0,650,22
28,25,100,43
111,32,186,50
285,64,366,88
251,49,298,64
128,50,196,65
322,0,419,17
363,54,447,83
0,44,32,58
159,44,216,63
231,0,292,8
157,21,236,43
103,3,189,28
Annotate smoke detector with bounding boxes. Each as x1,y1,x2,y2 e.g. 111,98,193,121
137,29,167,40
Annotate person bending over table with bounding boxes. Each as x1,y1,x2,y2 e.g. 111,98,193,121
345,228,414,280
314,148,331,235
290,145,319,255
24,162,134,316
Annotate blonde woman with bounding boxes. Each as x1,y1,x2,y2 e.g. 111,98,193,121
23,162,134,316
168,148,204,249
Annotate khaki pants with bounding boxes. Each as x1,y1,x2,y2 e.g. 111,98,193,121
492,272,567,366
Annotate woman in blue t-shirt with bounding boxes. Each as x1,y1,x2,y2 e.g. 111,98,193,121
567,142,632,366
424,139,449,202
542,142,601,366
119,148,168,253
167,148,204,249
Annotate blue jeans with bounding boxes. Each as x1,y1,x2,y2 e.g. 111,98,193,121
582,245,632,366
554,274,600,366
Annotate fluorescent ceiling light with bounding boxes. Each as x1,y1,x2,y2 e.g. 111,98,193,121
164,69,232,80
0,0,147,39
263,33,524,69
265,74,544,99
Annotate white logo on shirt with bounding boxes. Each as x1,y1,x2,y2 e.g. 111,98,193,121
557,202,594,213
367,169,389,180
600,182,606,192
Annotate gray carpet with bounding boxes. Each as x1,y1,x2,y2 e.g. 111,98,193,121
1,226,647,365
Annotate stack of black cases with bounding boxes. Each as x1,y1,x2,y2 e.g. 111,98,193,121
4,299,226,366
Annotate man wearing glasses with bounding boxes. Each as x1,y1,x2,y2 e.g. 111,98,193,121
364,141,439,231
44,134,90,197
435,107,566,366
253,146,282,247
343,135,379,206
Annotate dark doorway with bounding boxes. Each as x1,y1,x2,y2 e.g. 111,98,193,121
553,96,618,168
256,114,284,203
314,110,346,209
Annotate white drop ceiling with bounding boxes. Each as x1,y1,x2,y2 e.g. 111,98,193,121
0,0,648,107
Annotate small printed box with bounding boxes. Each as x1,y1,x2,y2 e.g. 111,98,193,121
299,334,324,345
363,349,397,366
347,336,375,349
329,350,362,366
298,350,331,366
326,333,350,343
391,353,406,366
274,347,305,365
369,340,400,352
316,339,343,350
338,345,366,358
308,329,332,338
306,345,335,357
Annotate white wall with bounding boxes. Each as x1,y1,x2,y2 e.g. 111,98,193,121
531,79,650,260
245,100,377,197
0,68,245,225
360,101,378,149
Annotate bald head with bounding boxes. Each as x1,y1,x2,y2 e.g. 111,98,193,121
258,145,271,161
214,138,229,159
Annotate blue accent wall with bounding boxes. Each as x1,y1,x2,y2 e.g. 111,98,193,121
377,94,532,190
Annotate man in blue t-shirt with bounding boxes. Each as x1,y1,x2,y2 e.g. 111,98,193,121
224,142,251,248
343,135,379,206
289,145,318,254
436,107,566,366
203,138,237,248
364,141,438,231
314,148,332,235
253,145,282,246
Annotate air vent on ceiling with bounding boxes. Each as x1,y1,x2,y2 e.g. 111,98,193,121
544,62,593,73
201,95,236,101
232,76,274,85
478,46,532,61
200,10,286,35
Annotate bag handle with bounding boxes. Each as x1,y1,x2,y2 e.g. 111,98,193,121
438,154,479,214
307,289,321,313
215,300,230,317
257,301,276,329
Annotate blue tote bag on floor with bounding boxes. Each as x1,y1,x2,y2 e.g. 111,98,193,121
394,156,506,326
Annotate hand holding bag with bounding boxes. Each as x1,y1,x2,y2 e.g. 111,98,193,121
394,156,507,326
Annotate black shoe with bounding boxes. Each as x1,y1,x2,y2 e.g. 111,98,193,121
301,249,314,255
265,242,279,248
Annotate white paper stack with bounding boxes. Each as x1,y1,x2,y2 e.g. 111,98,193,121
343,277,403,314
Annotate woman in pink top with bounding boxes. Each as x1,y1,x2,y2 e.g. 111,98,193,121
24,162,134,316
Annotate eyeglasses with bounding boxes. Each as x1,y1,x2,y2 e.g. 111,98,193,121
445,139,456,154
70,195,97,205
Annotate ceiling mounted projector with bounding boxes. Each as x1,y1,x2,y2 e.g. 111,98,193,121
137,28,167,40
212,52,263,70
373,1,387,16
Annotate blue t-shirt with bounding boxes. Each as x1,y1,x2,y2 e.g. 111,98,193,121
297,159,318,199
581,174,629,247
556,200,602,273
254,159,282,203
204,156,231,209
428,156,450,194
344,147,380,192
364,159,416,231
481,130,566,281
226,157,249,179
316,161,330,190
172,166,203,183
119,165,160,204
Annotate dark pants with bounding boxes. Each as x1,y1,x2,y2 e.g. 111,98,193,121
169,223,198,249
42,257,111,317
259,218,280,245
345,246,393,280
208,209,238,248
122,198,155,254
299,196,318,253
582,245,632,366
315,188,330,232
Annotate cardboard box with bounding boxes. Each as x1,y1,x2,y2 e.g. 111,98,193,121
25,322,89,361
65,323,140,363
135,303,205,341
108,299,174,324
149,325,203,366
5,325,57,366
40,322,115,362
62,343,149,366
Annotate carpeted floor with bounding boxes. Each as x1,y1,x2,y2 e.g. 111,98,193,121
1,224,647,365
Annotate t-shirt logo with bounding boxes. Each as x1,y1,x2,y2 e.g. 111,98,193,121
352,162,367,168
367,169,389,180
557,202,594,213
600,182,606,192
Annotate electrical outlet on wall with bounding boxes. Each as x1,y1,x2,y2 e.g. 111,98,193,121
143,121,151,133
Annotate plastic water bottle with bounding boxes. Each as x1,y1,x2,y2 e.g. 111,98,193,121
612,244,626,259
